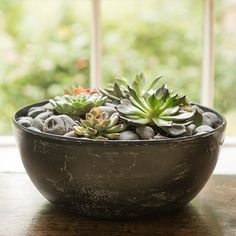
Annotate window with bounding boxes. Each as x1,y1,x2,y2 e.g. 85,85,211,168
0,0,236,173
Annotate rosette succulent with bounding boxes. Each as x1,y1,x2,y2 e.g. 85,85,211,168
101,72,161,102
116,76,200,137
49,93,107,116
74,107,127,140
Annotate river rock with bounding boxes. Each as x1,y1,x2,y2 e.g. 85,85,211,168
28,108,47,118
17,117,33,127
194,125,214,135
28,106,44,113
68,115,81,123
202,112,221,128
119,131,140,140
186,124,196,136
136,126,155,140
43,115,75,135
63,131,77,137
36,111,54,121
32,118,44,131
104,102,116,108
42,102,54,110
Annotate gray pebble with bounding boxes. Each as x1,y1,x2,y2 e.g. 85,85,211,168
192,105,204,114
42,102,54,110
68,115,81,122
104,102,116,108
63,131,77,137
36,111,54,121
17,117,33,127
186,124,196,136
28,127,41,132
202,112,221,128
32,118,44,131
43,115,75,135
136,126,155,140
194,125,214,135
28,106,44,113
29,103,54,112
119,131,140,140
153,134,169,140
28,108,46,118
98,106,117,116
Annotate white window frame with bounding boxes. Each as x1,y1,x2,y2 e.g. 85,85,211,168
90,0,102,89
202,0,214,108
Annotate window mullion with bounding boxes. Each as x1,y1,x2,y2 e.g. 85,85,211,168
201,0,214,108
90,0,102,89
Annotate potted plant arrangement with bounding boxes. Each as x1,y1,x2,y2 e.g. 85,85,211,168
13,73,226,218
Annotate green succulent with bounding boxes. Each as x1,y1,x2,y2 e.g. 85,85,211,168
49,93,107,116
116,82,199,137
74,107,128,140
100,72,161,102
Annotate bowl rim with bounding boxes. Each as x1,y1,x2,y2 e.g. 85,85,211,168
12,100,227,145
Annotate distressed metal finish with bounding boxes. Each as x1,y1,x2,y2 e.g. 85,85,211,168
13,101,226,219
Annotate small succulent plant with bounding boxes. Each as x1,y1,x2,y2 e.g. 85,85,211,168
100,72,161,102
64,86,96,95
74,107,127,140
116,75,199,137
49,93,107,116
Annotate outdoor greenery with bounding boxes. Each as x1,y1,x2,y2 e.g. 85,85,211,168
0,0,236,135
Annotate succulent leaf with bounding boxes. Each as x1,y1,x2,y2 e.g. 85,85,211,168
163,111,195,121
152,118,173,127
114,83,124,98
99,88,121,102
192,109,203,127
145,75,162,95
163,125,187,137
106,123,127,133
161,106,179,116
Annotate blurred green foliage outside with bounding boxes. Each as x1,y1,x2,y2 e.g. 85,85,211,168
0,0,236,135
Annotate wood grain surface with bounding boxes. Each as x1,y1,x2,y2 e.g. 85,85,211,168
0,174,235,236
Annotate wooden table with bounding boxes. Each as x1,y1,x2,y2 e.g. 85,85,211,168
0,174,235,236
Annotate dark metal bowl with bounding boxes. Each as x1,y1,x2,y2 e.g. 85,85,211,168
13,101,226,219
